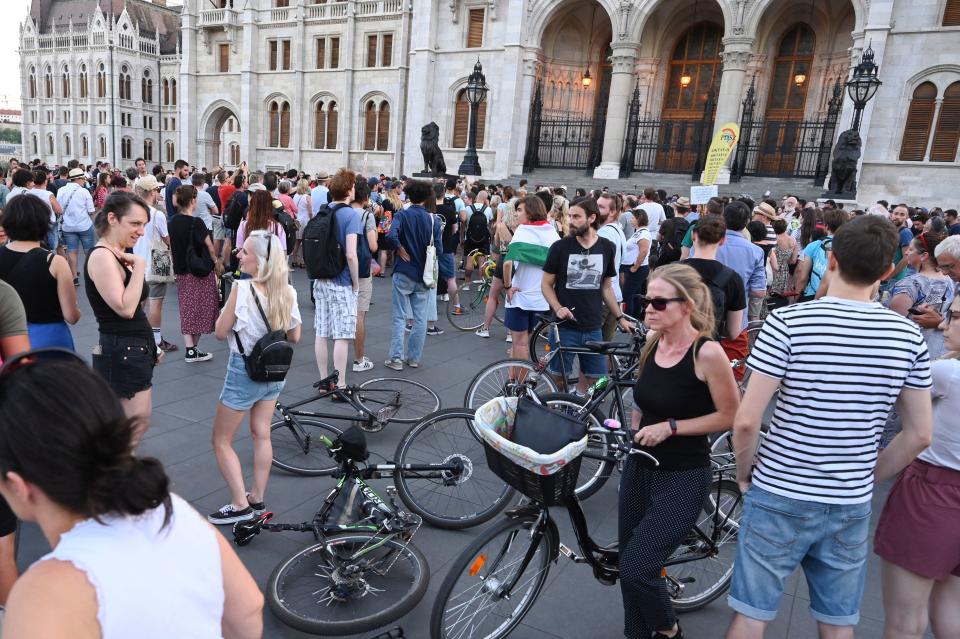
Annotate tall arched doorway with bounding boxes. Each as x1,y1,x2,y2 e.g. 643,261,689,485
655,22,722,172
199,102,241,170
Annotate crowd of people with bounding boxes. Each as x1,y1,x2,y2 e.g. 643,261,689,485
0,153,957,639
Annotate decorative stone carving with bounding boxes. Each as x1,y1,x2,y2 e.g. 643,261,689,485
420,122,447,177
826,130,862,197
721,50,752,70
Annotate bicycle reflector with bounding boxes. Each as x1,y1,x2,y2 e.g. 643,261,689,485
469,554,487,576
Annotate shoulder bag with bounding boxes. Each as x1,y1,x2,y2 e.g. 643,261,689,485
145,209,174,283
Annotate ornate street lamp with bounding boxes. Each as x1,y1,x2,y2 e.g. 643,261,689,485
458,59,488,176
845,42,882,132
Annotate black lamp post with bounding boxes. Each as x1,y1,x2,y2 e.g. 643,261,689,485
458,60,488,176
845,43,882,132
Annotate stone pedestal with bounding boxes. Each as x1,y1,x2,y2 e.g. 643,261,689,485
593,163,621,180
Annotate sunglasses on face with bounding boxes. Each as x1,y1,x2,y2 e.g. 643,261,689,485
637,296,685,311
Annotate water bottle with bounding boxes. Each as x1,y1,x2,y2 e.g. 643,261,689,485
587,376,609,397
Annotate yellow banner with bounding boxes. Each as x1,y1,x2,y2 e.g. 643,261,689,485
700,123,740,186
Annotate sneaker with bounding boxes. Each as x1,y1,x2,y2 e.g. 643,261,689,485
462,283,471,291
353,357,375,372
158,339,179,353
406,360,420,368
246,494,266,516
207,503,254,525
439,293,450,301
505,334,513,343
427,326,444,336
405,324,413,333
384,359,404,371
451,304,464,315
73,276,79,287
185,348,213,363
475,327,490,338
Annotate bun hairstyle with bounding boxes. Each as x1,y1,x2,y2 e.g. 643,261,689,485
94,191,150,236
639,263,716,369
175,184,197,210
0,361,171,526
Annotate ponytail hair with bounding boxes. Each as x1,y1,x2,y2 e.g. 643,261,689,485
175,184,197,210
0,361,171,527
247,230,294,330
94,191,150,237
639,263,716,369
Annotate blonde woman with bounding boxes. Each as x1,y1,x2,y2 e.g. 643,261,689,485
621,263,739,639
208,231,302,525
550,195,569,236
291,179,312,268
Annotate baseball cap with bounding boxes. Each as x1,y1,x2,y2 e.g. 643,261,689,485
367,176,380,187
134,175,162,191
248,183,267,192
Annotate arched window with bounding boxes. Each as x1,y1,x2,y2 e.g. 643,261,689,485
97,64,106,98
28,67,36,99
119,66,132,101
78,65,88,98
171,79,177,105
47,134,54,155
99,136,107,158
766,24,815,118
165,141,175,163
280,101,291,148
31,134,38,155
363,99,390,151
142,70,153,104
930,81,960,163
452,88,487,148
45,67,54,98
268,101,280,147
81,135,88,158
899,82,938,161
144,139,154,162
121,137,132,160
64,134,71,156
662,22,722,115
61,67,70,98
229,143,240,166
162,78,169,105
314,100,339,149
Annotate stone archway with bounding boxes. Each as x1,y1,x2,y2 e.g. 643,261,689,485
199,101,241,170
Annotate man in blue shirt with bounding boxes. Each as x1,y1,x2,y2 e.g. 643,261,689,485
313,169,361,389
795,209,848,301
947,209,960,236
164,160,190,215
311,171,330,215
383,180,443,371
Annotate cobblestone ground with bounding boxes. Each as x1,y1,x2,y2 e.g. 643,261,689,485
18,265,897,638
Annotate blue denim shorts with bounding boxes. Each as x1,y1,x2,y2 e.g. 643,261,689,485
728,486,872,626
63,226,96,252
219,352,285,411
547,326,607,378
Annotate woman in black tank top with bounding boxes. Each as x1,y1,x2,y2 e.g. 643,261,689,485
618,264,740,639
84,192,155,445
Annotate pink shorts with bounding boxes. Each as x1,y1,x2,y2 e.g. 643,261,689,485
874,459,960,580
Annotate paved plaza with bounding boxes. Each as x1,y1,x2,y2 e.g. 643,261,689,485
15,266,901,639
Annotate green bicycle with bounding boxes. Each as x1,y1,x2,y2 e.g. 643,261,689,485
447,249,504,330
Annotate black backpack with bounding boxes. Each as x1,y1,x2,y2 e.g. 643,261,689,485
272,203,299,255
466,204,490,244
222,191,247,231
357,209,374,279
233,286,294,382
702,266,735,338
303,203,346,279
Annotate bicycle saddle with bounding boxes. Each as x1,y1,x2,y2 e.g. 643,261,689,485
584,340,630,353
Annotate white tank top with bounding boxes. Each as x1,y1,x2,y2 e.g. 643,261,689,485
40,493,225,638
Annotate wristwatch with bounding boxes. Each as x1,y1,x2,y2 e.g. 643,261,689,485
668,418,678,436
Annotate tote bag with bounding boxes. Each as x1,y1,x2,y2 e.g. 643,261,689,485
145,209,174,284
422,214,439,289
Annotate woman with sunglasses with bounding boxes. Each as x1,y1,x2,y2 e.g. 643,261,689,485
85,192,155,443
619,263,739,639
0,351,263,638
888,232,951,359
208,231,301,525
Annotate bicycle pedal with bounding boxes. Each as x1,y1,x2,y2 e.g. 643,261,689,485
558,543,584,562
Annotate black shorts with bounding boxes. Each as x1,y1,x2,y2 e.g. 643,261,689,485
463,242,489,260
493,254,505,280
92,334,156,399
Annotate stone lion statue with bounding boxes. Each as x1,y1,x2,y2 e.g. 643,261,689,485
827,129,862,196
420,122,446,177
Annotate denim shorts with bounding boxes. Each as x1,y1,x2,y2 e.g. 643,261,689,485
728,486,872,626
219,352,285,411
63,226,97,252
92,333,156,399
438,252,455,280
547,326,607,378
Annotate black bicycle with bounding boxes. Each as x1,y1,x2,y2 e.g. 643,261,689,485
429,434,743,639
271,371,441,476
234,426,429,636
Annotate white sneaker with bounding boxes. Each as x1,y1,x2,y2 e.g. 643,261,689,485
353,357,374,372
462,283,471,291
439,293,450,301
475,327,490,338
505,334,513,343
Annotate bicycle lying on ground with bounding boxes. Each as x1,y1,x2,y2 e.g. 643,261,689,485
447,249,504,331
233,426,429,636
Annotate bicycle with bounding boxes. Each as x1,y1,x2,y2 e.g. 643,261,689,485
447,249,504,331
233,426,429,636
271,370,441,476
429,423,743,638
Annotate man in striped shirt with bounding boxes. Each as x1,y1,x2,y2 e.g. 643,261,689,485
726,215,934,639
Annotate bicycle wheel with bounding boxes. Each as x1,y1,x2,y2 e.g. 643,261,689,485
267,532,429,636
394,409,515,529
447,283,488,331
709,430,767,481
430,512,555,639
536,393,615,501
463,359,559,409
528,320,555,363
271,418,343,476
667,480,743,612
355,377,441,424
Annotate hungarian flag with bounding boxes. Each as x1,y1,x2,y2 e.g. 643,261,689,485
504,222,559,266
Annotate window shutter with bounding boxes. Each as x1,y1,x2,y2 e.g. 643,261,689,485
269,103,279,148
269,40,278,70
330,38,340,68
282,40,291,70
367,35,378,67
467,9,484,48
453,90,469,148
219,44,230,73
364,102,377,150
899,82,937,161
280,103,291,147
377,102,390,150
315,103,326,149
945,0,960,26
476,99,487,149
382,34,393,67
316,39,325,69
327,104,338,149
931,82,960,163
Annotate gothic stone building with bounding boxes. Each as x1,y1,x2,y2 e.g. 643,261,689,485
19,0,960,207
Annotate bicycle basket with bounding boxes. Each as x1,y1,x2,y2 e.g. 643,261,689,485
474,397,587,506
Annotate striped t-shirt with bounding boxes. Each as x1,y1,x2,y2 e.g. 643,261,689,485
747,297,932,504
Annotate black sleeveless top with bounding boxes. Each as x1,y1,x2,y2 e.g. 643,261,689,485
0,247,63,323
83,246,152,340
632,337,715,470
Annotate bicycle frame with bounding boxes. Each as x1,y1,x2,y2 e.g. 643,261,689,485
275,377,403,430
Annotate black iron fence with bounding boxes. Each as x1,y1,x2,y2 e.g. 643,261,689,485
523,81,607,174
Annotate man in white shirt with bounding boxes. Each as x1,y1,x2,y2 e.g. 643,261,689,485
311,171,330,215
597,193,627,340
27,170,62,251
639,187,666,239
191,173,218,231
132,175,177,353
56,168,96,285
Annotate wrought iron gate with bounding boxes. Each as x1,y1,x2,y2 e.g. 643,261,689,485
731,78,843,185
523,81,607,174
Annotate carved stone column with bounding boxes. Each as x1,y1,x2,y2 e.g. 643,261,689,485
709,37,754,183
593,42,638,179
